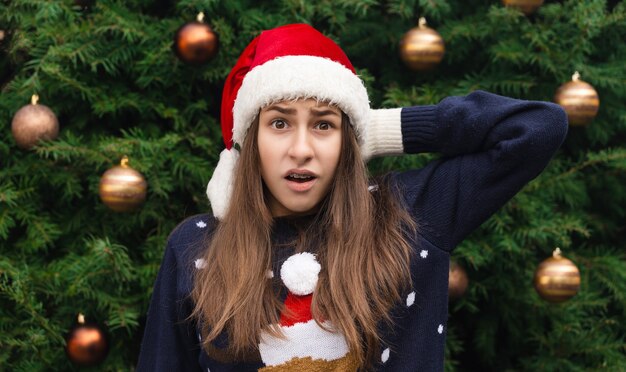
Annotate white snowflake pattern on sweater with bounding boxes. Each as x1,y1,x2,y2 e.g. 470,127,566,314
381,347,390,363
406,291,416,307
194,258,207,269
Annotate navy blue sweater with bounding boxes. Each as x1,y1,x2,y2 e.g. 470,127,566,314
137,91,568,371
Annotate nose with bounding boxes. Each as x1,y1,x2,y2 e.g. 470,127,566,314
287,125,314,163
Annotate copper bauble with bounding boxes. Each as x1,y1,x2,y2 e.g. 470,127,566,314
533,248,580,303
65,314,109,367
173,12,219,65
0,29,5,42
448,261,469,301
11,95,59,150
554,71,600,126
502,0,544,15
99,156,147,212
399,17,445,71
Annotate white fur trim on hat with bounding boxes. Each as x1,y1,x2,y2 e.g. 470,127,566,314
206,148,239,219
280,252,321,295
232,55,370,147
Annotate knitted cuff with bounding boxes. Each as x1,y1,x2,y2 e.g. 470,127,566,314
401,105,438,154
362,108,403,160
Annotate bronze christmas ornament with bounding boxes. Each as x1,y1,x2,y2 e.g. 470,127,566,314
11,95,60,150
533,248,581,303
399,17,445,71
173,12,219,65
554,71,600,126
65,314,109,367
448,261,469,301
502,0,544,15
99,156,148,212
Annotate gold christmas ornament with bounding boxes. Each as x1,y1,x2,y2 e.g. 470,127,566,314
173,12,219,65
399,17,445,71
554,71,600,126
448,261,469,301
99,156,147,212
0,30,5,41
533,248,581,303
11,95,60,150
502,0,544,15
65,314,109,367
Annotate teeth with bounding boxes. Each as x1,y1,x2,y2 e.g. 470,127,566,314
289,173,313,179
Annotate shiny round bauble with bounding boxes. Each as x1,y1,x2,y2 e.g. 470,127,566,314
502,0,544,15
533,248,580,303
173,12,219,65
399,17,445,71
11,95,59,150
448,261,469,301
554,72,600,126
65,314,109,367
0,29,8,50
99,156,147,212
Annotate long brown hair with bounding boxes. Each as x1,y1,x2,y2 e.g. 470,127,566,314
191,111,417,369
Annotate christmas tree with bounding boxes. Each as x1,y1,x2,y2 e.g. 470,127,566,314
1,0,624,370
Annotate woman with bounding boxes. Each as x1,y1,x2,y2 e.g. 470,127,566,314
137,23,568,371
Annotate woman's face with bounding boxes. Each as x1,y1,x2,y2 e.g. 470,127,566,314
258,99,342,217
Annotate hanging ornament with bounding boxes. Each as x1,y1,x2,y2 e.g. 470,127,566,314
502,0,544,15
173,12,219,65
533,248,580,303
448,261,469,301
11,94,60,150
554,71,600,126
0,29,6,53
65,313,109,367
399,17,445,71
99,156,148,212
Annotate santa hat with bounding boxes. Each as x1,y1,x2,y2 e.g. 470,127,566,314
207,23,403,219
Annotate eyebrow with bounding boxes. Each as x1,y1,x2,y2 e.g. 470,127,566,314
263,105,341,117
310,108,341,117
264,105,296,115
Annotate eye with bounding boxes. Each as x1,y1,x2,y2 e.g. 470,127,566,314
315,122,333,130
270,119,288,129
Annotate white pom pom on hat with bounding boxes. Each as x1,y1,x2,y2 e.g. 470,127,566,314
280,252,321,295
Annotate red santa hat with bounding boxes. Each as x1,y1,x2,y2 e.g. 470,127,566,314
207,23,402,219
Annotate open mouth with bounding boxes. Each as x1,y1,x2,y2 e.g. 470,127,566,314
285,173,317,183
